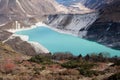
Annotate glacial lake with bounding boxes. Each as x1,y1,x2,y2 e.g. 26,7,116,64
16,27,120,57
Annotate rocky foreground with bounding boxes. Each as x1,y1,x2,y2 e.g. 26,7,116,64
0,42,120,80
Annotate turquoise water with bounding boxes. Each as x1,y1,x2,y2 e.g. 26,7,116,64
16,27,120,57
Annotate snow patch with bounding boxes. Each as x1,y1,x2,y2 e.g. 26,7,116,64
7,22,44,33
6,22,50,54
3,34,29,43
29,41,49,54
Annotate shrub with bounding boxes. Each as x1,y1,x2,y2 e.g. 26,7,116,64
3,61,16,74
29,55,53,65
61,60,95,69
106,72,120,80
52,52,75,60
61,60,80,68
112,60,120,66
92,78,98,80
84,53,110,62
33,67,41,75
79,69,100,77
59,69,79,75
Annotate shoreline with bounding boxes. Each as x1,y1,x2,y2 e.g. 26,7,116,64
6,23,50,54
7,22,43,33
7,22,78,37
6,22,120,57
41,23,78,37
6,22,78,55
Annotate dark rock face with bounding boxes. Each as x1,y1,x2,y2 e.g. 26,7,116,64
82,0,114,9
84,22,120,50
5,37,37,55
82,0,120,50
0,30,12,41
98,0,120,22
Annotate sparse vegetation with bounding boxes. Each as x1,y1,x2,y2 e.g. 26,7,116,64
61,60,101,77
3,60,16,74
28,55,53,65
61,60,95,69
52,52,75,60
106,72,120,80
0,42,119,80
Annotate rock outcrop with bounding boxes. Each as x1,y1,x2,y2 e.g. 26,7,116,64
4,36,49,55
82,0,120,50
0,30,12,41
46,12,98,36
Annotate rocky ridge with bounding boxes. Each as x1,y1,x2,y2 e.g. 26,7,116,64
82,0,120,50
